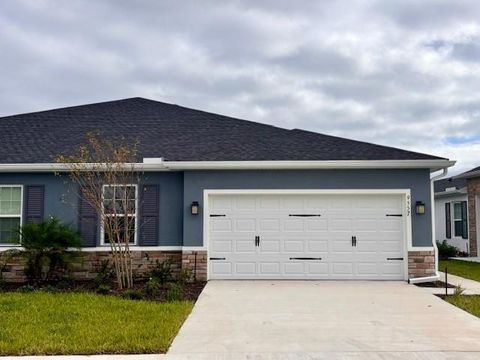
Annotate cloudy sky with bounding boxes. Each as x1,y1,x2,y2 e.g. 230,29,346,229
1,1,479,174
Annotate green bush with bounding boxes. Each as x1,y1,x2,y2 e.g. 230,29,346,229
16,218,82,284
96,284,110,295
177,269,192,285
145,277,160,297
437,240,459,260
150,259,173,285
122,289,144,300
94,260,114,288
18,284,35,293
165,283,184,302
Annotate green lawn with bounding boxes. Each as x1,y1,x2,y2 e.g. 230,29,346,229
439,259,480,282
445,295,480,318
0,291,193,355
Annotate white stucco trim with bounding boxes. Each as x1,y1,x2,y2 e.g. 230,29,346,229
203,188,413,281
0,159,456,172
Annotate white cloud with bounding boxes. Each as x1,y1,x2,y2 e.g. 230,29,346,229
0,0,479,172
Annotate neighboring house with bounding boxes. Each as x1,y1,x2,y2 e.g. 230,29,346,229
0,98,455,282
454,167,480,257
434,177,469,253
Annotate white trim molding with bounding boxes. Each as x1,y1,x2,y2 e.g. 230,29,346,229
0,159,456,173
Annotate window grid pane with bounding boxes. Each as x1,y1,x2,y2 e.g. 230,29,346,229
0,217,20,244
453,202,462,220
102,185,137,245
0,186,22,216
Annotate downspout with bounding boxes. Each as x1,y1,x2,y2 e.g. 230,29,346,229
409,167,448,284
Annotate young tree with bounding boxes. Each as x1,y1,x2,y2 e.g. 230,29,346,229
56,132,142,289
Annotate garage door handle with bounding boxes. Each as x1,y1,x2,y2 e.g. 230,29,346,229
290,257,322,260
351,236,357,247
209,257,226,260
255,236,260,247
387,257,404,261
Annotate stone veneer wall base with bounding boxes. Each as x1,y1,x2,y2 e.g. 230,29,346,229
408,250,435,279
0,250,208,283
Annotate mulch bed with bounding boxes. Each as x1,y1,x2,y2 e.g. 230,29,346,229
415,280,455,288
0,280,207,302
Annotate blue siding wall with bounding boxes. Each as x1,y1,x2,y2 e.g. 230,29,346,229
0,168,433,248
0,172,184,246
183,169,433,247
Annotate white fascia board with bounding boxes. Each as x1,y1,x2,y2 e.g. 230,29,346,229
0,159,455,172
162,159,456,171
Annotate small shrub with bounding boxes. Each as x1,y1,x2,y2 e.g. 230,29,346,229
16,218,82,284
177,269,192,285
94,260,114,287
454,285,465,296
145,277,160,297
437,240,459,260
43,285,60,293
122,289,144,300
165,283,184,302
96,284,110,295
18,284,35,293
150,259,173,284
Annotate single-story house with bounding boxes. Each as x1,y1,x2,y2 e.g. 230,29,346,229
434,167,480,257
0,97,455,282
434,177,469,253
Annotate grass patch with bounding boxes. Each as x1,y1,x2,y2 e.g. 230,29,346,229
445,295,480,318
439,259,480,282
0,291,193,355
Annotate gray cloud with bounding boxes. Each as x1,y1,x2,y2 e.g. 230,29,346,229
0,0,480,174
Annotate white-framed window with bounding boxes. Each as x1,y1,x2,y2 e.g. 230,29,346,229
0,185,23,245
453,201,467,238
101,184,138,245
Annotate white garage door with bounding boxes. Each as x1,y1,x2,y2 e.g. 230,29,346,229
208,193,406,280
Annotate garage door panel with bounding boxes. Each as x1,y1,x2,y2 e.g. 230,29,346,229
330,218,352,231
259,262,281,275
235,218,256,232
259,239,281,253
211,218,232,232
307,239,328,252
332,262,354,275
235,262,256,275
211,240,232,253
258,219,280,232
236,239,256,253
284,262,305,274
209,193,406,280
305,218,328,231
283,218,304,231
284,240,304,252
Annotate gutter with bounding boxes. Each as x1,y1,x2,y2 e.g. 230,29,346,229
409,167,449,284
0,159,455,172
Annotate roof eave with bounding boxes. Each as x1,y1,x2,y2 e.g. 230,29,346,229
0,159,455,172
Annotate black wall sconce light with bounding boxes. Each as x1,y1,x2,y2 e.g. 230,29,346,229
191,201,200,215
415,201,425,215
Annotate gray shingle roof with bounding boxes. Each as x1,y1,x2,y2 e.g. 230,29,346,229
0,97,445,163
434,177,467,193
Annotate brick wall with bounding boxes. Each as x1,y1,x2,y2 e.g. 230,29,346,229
408,250,435,279
0,250,184,283
182,250,207,281
467,177,480,257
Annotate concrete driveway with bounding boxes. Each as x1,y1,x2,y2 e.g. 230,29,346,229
168,281,480,359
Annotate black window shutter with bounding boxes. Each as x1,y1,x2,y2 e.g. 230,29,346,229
78,188,98,247
461,201,468,239
139,185,159,246
24,185,45,223
445,203,451,239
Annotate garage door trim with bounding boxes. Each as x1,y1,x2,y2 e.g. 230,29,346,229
203,189,412,280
